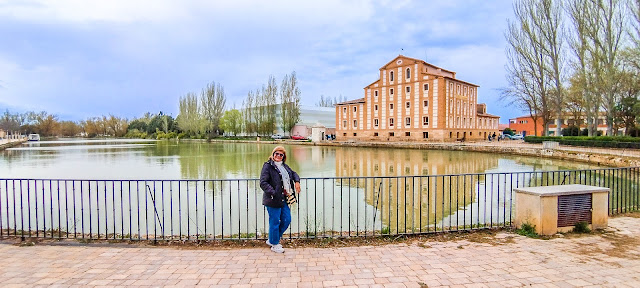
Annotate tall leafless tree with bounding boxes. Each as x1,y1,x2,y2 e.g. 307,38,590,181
567,0,600,136
280,71,301,136
503,0,562,136
201,82,226,136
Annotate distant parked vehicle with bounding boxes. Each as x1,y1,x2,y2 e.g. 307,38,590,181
28,134,40,141
271,134,284,139
510,134,524,140
291,135,305,140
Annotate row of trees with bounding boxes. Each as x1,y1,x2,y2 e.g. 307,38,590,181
174,72,302,137
241,72,301,136
2,72,303,139
316,95,347,107
503,0,640,136
175,82,226,137
0,110,130,138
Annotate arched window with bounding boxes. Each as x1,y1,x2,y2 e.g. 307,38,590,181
406,68,411,79
390,71,394,81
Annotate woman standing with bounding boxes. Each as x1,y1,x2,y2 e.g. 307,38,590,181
260,146,301,253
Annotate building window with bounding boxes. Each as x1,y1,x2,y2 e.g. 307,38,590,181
353,106,357,112
389,118,394,126
423,100,429,107
374,132,378,136
343,133,346,136
405,117,411,126
375,91,378,97
405,132,410,136
343,120,347,128
423,132,429,139
390,103,394,110
353,120,357,127
406,86,411,93
405,102,410,108
423,117,429,125
353,133,357,136
389,132,395,137
343,107,347,114
424,83,429,91
374,118,379,127
390,71,394,81
390,88,394,95
406,68,411,79
374,104,378,111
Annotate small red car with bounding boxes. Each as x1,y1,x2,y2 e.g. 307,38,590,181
291,135,305,140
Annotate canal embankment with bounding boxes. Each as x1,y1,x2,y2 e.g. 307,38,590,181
0,139,26,151
199,138,640,168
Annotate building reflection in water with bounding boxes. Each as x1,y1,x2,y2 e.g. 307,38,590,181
334,147,501,234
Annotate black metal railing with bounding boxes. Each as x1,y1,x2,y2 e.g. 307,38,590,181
1,167,638,241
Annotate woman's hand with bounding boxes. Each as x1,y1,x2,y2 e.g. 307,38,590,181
295,182,301,194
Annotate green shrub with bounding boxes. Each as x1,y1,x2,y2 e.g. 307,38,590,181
525,136,640,149
124,130,148,139
562,126,580,136
572,221,591,233
516,223,538,238
503,128,515,136
156,131,178,139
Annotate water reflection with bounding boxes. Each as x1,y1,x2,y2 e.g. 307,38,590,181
0,139,611,238
332,148,598,232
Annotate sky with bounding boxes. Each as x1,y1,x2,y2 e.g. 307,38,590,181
0,0,518,123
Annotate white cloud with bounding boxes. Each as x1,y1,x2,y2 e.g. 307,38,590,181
0,0,189,23
0,0,521,122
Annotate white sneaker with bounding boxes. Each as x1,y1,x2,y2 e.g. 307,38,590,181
266,240,273,247
270,244,284,253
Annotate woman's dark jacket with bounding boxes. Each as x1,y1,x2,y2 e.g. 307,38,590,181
260,159,300,208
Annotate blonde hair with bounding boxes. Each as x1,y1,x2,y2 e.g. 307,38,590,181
269,146,287,162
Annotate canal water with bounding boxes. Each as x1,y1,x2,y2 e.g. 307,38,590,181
1,138,599,179
0,139,603,238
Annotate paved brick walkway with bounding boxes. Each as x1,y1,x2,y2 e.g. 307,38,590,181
1,217,639,287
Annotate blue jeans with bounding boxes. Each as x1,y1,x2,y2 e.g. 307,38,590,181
266,205,291,245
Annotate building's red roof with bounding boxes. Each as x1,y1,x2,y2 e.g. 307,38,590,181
335,98,365,105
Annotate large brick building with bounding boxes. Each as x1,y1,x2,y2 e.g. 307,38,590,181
335,55,499,142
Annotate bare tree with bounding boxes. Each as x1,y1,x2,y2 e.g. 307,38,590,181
567,0,600,135
503,0,560,135
316,95,335,107
281,71,301,135
593,0,626,136
264,75,278,135
566,73,587,127
177,92,204,136
537,0,566,136
243,91,257,136
254,87,267,136
201,82,226,136
0,110,20,135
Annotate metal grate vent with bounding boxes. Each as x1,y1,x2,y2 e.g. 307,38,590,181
557,194,592,227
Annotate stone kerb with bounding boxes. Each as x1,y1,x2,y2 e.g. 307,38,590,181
543,141,559,149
